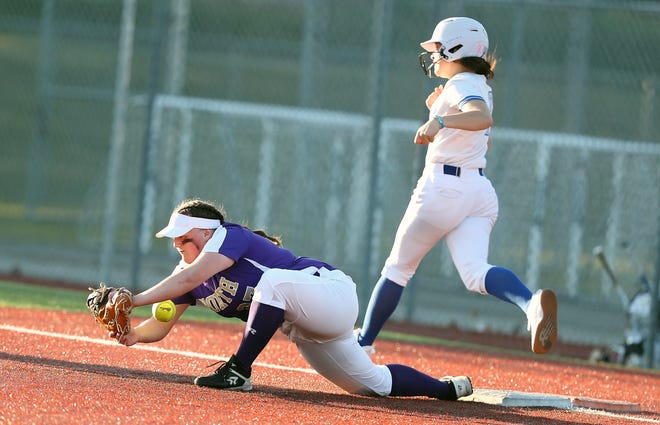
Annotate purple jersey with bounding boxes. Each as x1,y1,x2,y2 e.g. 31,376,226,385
171,222,335,321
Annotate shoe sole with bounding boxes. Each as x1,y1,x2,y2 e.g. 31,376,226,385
194,378,253,391
531,290,558,354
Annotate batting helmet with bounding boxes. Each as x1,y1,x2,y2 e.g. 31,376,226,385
420,17,489,62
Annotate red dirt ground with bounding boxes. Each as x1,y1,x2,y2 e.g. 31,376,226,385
1,305,658,425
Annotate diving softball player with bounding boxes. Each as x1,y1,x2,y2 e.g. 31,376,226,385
355,17,558,355
115,198,473,400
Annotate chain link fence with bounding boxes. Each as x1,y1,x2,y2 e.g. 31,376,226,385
1,0,659,354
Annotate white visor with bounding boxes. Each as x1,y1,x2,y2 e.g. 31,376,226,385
155,212,222,238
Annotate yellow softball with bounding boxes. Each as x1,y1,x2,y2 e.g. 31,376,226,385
152,300,176,322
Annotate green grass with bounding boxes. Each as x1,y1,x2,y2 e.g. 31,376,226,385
0,280,236,324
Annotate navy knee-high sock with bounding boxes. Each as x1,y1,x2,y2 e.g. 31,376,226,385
386,364,453,399
358,277,404,346
235,302,285,372
484,266,533,311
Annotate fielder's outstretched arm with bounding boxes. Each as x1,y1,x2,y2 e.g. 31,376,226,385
132,252,235,306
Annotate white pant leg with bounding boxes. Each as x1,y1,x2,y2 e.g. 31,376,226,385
295,333,392,396
382,171,470,286
253,268,393,396
253,268,359,343
445,179,498,294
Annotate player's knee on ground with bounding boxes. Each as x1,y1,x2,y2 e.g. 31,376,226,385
303,349,392,397
340,370,391,397
351,364,392,397
351,386,390,397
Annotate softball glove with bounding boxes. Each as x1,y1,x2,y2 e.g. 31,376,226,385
86,283,134,339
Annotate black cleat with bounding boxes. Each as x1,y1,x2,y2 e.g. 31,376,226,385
194,354,252,391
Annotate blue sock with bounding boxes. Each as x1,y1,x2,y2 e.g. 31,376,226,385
484,266,533,311
236,302,285,372
386,364,453,399
358,277,404,346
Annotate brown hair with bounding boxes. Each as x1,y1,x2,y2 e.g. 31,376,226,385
174,198,282,246
175,198,226,222
458,53,497,79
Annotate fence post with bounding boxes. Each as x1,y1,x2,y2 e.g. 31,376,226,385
25,0,55,219
564,2,591,133
647,204,660,369
526,142,550,290
361,0,393,311
130,0,169,288
99,0,136,283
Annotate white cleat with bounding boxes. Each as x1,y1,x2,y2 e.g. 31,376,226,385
527,289,558,354
354,328,376,355
440,376,473,400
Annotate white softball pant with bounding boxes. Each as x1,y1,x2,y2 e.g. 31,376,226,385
382,163,499,294
253,267,392,396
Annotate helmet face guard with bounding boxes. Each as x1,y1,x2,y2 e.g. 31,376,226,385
418,50,447,78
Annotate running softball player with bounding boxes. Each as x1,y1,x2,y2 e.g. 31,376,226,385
355,17,558,355
114,198,472,400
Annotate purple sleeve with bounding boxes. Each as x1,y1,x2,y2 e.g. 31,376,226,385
171,293,196,306
216,227,250,261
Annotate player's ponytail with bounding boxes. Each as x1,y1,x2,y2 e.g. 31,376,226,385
459,52,496,79
251,229,283,247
